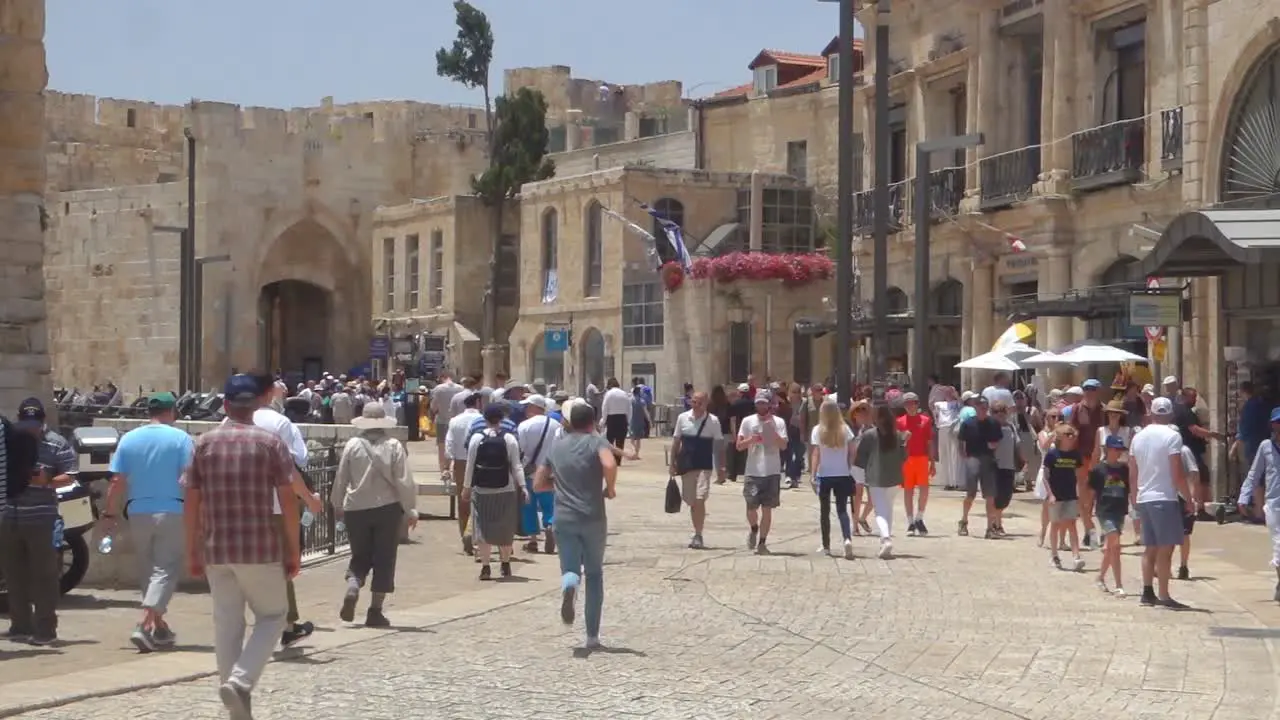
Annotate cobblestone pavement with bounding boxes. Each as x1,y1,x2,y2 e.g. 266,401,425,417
9,449,1280,720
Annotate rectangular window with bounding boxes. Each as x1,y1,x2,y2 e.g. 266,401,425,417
827,54,839,83
759,187,816,254
785,140,808,181
586,206,603,297
429,230,444,308
752,65,778,95
405,234,420,310
729,321,751,382
621,282,664,348
496,233,520,305
382,237,395,313
1113,22,1146,121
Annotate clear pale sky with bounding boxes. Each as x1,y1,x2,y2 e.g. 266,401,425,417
47,0,852,109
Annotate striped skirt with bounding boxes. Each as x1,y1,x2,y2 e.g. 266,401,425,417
471,490,520,546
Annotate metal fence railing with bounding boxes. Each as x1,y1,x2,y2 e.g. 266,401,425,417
300,443,350,558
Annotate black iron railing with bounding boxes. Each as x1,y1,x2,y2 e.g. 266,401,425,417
1071,117,1145,190
979,147,1039,209
1161,106,1183,171
853,179,911,234
927,167,964,219
300,444,351,558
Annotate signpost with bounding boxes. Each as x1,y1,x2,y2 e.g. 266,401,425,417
1143,277,1164,342
544,323,571,352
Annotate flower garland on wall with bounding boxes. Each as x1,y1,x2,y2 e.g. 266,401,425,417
661,252,835,293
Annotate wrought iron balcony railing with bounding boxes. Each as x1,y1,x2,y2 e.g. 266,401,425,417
926,167,964,220
853,179,911,235
979,147,1039,210
1160,106,1183,171
1071,117,1145,191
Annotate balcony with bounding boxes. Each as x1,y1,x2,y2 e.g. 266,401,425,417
926,167,964,220
979,147,1040,210
1161,106,1183,172
1071,117,1145,192
853,179,911,235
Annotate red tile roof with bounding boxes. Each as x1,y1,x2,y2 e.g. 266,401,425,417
821,36,866,57
748,49,827,71
707,42,859,99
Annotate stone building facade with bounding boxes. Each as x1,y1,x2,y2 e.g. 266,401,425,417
0,0,52,414
41,66,681,394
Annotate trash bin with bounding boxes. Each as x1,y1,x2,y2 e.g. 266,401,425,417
405,394,421,442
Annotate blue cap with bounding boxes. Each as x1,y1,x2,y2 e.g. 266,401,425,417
1082,379,1102,390
1104,435,1127,450
1270,407,1280,423
223,374,260,404
16,397,45,428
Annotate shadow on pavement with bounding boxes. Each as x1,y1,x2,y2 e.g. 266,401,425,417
59,594,139,610
0,648,60,660
1208,626,1280,639
572,645,647,659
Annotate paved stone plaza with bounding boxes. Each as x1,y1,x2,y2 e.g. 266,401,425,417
4,451,1280,720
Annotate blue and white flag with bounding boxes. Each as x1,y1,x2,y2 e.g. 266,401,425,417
636,200,694,272
599,206,662,271
542,268,559,304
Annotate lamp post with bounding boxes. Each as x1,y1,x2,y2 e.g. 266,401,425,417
819,0,858,400
911,134,983,392
871,0,891,382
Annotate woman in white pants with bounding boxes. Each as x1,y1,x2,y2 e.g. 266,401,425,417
853,404,909,559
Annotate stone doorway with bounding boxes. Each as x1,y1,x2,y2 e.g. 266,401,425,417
578,327,605,394
259,280,333,380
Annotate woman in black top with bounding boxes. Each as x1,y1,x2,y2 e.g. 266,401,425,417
708,385,731,484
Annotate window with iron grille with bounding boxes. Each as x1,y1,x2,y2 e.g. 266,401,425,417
429,230,444,308
622,283,664,348
734,188,816,254
382,237,395,312
585,202,603,297
405,234,420,310
729,321,751,381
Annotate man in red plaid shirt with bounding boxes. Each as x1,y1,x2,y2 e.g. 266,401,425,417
184,374,300,719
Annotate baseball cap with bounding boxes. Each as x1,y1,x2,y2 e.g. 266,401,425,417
1151,397,1174,416
147,392,177,410
223,374,260,406
1066,386,1084,396
16,397,45,428
1163,375,1178,386
974,394,990,406
902,391,919,402
960,390,977,402
1270,407,1280,423
520,394,548,409
1082,379,1101,390
1141,384,1155,396
1104,435,1127,450
754,389,773,404
737,383,750,393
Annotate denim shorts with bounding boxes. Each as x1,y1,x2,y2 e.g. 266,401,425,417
1096,512,1126,536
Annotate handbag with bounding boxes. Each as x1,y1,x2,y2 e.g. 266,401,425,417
664,475,683,514
675,416,711,475
522,417,553,477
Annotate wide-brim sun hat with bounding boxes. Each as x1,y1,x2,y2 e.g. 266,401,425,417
352,402,398,429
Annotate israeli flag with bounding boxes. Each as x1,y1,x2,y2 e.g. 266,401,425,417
542,269,559,304
637,201,693,272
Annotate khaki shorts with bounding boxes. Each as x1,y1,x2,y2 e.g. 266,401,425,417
681,470,712,503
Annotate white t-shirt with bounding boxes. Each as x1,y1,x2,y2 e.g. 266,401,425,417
809,425,855,478
600,387,632,417
1130,423,1183,504
1179,445,1198,478
982,385,1016,409
221,407,308,515
737,413,787,477
672,410,723,441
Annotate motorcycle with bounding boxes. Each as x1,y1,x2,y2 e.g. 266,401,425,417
0,426,118,612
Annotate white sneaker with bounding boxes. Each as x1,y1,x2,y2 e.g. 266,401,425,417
843,539,855,560
1073,556,1086,572
1095,579,1108,593
817,545,829,555
1113,587,1127,598
877,540,893,559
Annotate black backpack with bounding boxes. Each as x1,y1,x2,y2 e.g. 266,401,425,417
472,431,511,489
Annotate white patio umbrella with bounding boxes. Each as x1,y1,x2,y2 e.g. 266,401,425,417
1022,340,1146,366
954,342,1039,371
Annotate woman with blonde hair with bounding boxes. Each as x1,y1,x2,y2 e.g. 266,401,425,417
808,399,859,558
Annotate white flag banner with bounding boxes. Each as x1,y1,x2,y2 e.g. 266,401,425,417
599,205,661,271
542,268,559,304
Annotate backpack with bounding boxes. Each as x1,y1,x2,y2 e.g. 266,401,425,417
472,431,512,489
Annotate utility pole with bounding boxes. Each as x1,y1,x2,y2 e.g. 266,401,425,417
871,0,892,381
912,134,983,392
834,0,856,400
182,127,198,394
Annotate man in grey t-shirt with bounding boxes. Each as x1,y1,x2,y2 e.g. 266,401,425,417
534,402,616,649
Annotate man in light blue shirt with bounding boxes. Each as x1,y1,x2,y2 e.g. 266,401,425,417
1239,406,1280,602
102,392,194,652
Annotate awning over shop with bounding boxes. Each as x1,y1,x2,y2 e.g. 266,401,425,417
1135,210,1280,279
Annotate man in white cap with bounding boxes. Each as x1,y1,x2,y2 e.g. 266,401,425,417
1129,396,1194,609
736,390,788,554
516,395,558,553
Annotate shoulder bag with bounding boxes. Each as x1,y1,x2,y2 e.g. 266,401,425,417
521,417,553,477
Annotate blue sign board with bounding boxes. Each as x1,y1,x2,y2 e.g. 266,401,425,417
369,337,390,360
544,326,570,353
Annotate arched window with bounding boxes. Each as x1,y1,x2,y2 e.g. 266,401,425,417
541,208,558,302
651,198,684,263
885,287,909,313
584,201,603,297
932,279,964,316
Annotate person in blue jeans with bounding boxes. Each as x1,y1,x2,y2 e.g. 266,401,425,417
534,401,617,649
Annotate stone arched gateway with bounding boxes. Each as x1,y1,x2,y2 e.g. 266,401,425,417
577,327,606,395
252,218,368,379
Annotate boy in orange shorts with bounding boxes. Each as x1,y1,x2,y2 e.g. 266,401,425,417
897,392,935,536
